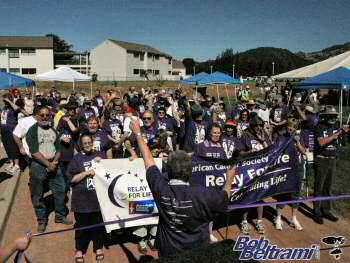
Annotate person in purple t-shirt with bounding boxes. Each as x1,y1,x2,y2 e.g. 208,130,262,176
84,116,112,158
221,120,244,159
130,118,236,257
66,134,107,263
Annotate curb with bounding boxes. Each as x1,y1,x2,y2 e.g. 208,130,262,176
0,173,21,244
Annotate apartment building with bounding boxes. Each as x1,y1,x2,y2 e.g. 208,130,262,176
0,36,54,77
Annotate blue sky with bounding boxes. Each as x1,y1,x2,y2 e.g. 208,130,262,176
0,0,349,61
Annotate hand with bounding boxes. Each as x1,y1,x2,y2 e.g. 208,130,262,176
62,117,70,122
86,170,95,177
19,147,26,156
15,234,31,251
131,118,141,135
47,162,57,172
62,136,71,143
94,157,102,163
342,125,349,133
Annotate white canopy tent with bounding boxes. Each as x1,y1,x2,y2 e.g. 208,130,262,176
36,66,93,96
273,50,350,79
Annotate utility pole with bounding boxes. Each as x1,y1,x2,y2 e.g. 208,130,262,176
272,62,275,76
210,65,213,74
193,66,196,75
233,64,235,79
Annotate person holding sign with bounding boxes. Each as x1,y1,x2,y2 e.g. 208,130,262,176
66,134,108,263
131,118,236,257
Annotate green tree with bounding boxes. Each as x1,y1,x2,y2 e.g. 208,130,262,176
46,33,74,64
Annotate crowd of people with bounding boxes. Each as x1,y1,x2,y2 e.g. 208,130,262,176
0,83,348,261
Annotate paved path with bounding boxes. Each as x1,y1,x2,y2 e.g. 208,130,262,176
2,166,350,263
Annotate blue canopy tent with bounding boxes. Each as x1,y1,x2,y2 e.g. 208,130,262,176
197,71,241,85
180,72,208,85
0,72,35,89
297,67,350,125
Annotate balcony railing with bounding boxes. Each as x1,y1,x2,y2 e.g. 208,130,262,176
55,59,90,65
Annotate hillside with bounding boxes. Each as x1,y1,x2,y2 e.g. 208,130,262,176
297,42,350,62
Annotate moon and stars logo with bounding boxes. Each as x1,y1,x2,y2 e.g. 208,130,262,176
106,170,146,209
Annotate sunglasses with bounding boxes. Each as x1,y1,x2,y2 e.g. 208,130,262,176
40,114,49,118
143,117,153,121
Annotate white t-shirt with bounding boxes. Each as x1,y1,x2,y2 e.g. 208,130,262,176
13,116,37,157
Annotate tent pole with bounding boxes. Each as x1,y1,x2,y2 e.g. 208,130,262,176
340,87,343,127
225,84,231,108
73,80,75,91
90,81,93,99
216,85,219,101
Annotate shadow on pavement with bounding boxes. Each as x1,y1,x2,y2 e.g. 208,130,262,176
0,172,12,184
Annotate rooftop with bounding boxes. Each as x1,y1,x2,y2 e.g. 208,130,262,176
0,36,53,49
108,39,172,58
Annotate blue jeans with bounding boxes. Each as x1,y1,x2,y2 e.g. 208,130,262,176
30,160,66,224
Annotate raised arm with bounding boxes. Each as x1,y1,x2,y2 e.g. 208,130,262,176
131,118,155,169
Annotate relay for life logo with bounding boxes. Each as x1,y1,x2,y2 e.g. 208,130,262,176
233,236,320,261
322,236,346,260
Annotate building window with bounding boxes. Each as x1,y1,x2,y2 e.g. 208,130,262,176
147,53,152,58
9,68,20,74
155,55,159,60
0,49,6,55
168,71,171,74
0,68,7,72
147,69,152,74
168,59,171,64
133,69,140,75
22,68,36,74
140,69,145,76
154,70,160,75
172,71,180,76
140,53,144,61
8,49,19,58
21,49,36,55
133,53,139,58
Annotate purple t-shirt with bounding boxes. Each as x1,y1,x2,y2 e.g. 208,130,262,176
92,130,110,153
195,140,227,159
66,151,106,212
146,165,228,256
1,107,18,130
156,116,177,133
221,135,245,159
103,119,124,141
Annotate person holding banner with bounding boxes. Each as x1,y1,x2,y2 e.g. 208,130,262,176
313,106,349,225
240,116,272,234
275,118,306,231
66,134,107,263
131,118,236,257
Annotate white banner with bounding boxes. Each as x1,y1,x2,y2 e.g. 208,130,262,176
94,158,161,233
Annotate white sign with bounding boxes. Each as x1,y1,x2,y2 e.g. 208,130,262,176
94,158,161,233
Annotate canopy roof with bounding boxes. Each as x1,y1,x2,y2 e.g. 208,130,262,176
274,50,350,79
180,72,208,84
297,67,350,89
36,66,91,82
0,72,35,89
197,71,241,85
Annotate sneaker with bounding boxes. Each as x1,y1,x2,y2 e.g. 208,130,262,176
11,165,21,176
275,217,283,230
55,217,73,225
313,216,324,225
291,218,303,231
240,220,250,235
37,223,47,233
210,234,218,243
4,163,13,174
323,213,339,222
255,220,265,234
138,239,148,254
